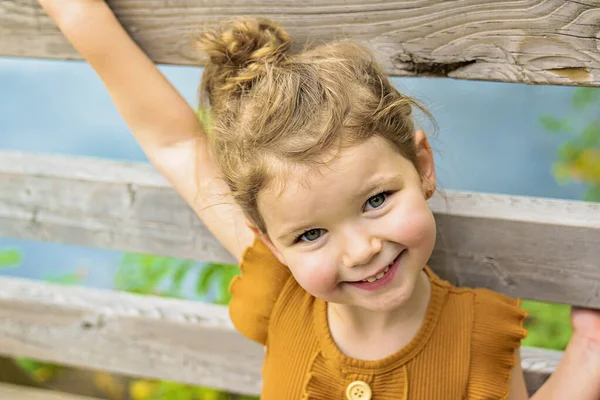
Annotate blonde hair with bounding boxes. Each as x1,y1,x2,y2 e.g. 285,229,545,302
197,17,432,233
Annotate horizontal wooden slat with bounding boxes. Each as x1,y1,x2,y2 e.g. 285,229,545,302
0,275,560,395
1,0,599,86
0,383,103,400
1,150,599,307
0,150,236,265
0,276,264,395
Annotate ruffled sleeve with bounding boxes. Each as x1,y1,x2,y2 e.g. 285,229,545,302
228,236,291,345
467,288,528,400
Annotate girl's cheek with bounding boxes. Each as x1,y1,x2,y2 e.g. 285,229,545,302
306,265,338,294
393,206,436,247
288,254,339,296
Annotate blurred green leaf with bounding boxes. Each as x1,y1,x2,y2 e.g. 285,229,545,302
579,120,600,148
572,87,599,109
14,358,59,382
196,263,221,297
522,300,572,351
0,248,21,269
114,253,201,298
539,116,572,134
168,261,195,296
44,270,86,286
584,185,600,202
556,142,581,162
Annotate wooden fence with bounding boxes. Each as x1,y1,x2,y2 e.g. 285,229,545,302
1,0,599,398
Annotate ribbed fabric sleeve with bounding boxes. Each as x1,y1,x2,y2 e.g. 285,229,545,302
466,288,528,400
228,237,291,345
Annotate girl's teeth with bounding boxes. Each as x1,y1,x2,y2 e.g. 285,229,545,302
362,264,392,283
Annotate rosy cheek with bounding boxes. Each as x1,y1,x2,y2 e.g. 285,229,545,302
394,208,436,247
305,266,338,293
288,254,338,297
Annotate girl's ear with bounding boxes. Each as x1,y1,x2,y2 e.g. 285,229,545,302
247,222,287,265
414,130,436,198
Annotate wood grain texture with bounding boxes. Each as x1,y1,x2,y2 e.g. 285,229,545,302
1,150,599,306
0,383,103,400
1,0,599,86
0,275,560,395
0,276,264,395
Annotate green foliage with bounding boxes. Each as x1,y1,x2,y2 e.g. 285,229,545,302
197,262,240,305
113,254,239,304
539,116,572,134
44,269,87,285
572,87,599,109
114,253,194,297
521,300,571,351
14,358,60,383
0,247,21,269
539,87,600,201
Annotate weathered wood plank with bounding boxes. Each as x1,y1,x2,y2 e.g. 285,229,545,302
0,383,103,400
0,151,237,265
0,276,264,395
1,0,599,86
1,150,599,306
427,195,600,307
0,275,560,395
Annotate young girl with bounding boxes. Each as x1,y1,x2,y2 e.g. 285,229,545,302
38,1,600,399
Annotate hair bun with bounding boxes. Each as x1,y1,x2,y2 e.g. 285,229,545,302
198,17,292,108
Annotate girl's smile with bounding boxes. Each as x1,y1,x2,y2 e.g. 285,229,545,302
346,249,404,291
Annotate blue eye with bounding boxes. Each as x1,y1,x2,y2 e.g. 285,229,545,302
365,192,388,210
298,228,324,242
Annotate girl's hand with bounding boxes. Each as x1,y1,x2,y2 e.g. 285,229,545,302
570,307,600,352
530,307,600,400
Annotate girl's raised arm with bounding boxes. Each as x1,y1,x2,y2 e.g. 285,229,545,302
38,0,255,260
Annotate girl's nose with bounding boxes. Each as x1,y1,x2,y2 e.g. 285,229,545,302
341,230,382,268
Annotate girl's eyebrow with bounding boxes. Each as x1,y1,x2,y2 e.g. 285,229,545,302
356,175,404,200
276,175,404,242
277,226,310,242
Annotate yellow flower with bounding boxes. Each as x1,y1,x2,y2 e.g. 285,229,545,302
129,380,157,400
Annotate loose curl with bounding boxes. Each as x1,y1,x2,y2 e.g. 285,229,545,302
196,17,433,233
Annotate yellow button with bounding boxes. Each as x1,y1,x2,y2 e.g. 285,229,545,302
345,380,372,400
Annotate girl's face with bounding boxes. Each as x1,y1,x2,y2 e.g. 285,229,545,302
256,132,436,312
